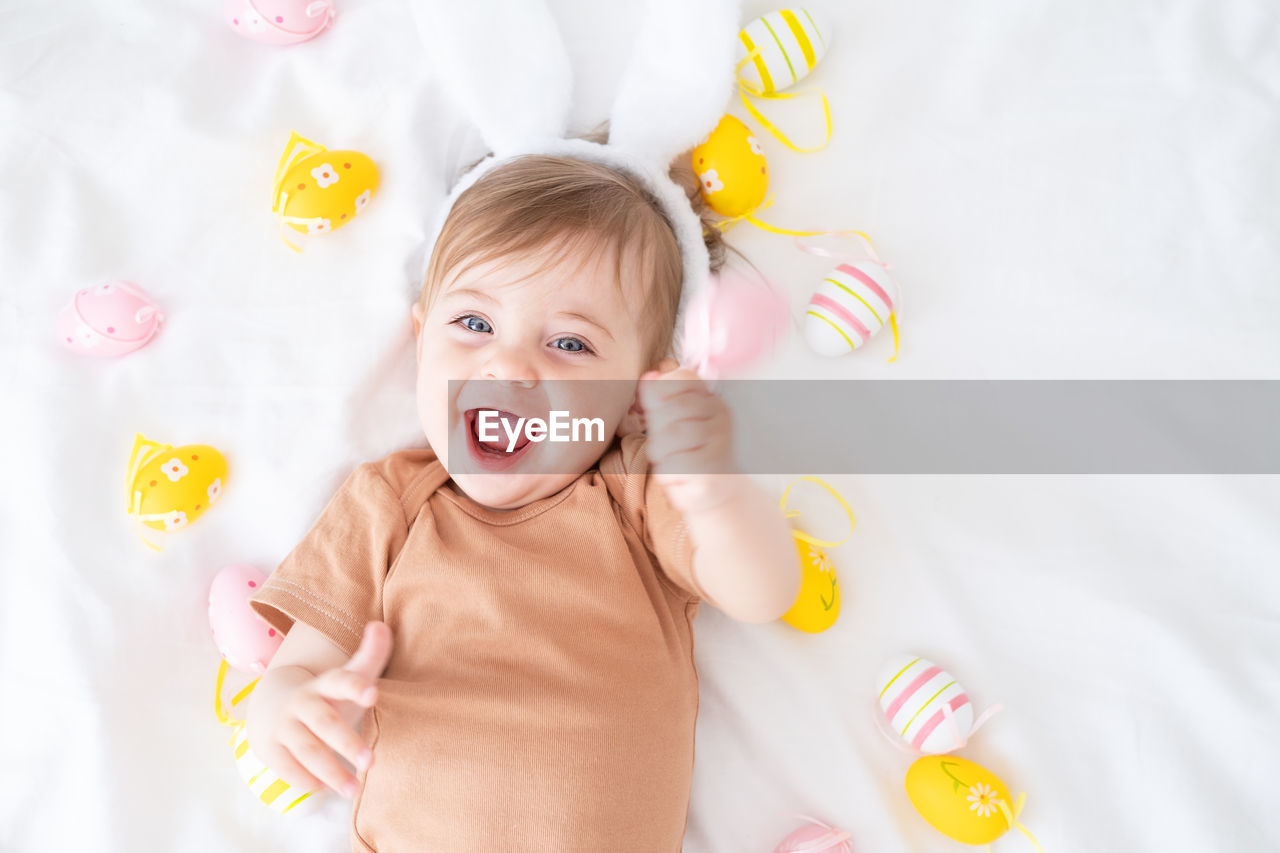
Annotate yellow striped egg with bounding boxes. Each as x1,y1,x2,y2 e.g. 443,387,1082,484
780,533,840,633
737,8,831,95
126,433,228,532
230,725,322,816
691,114,768,218
804,261,899,356
271,132,379,237
876,655,974,754
906,755,1015,845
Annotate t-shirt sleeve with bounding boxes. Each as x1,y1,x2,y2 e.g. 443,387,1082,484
250,462,410,658
601,434,706,602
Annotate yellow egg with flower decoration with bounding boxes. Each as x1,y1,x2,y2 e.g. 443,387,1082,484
691,114,768,218
780,532,840,633
271,132,379,249
906,755,1018,846
777,476,853,633
126,433,228,538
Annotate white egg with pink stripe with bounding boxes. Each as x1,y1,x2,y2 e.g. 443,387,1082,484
803,260,899,356
876,655,974,754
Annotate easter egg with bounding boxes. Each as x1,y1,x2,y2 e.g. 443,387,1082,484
691,115,768,218
876,655,974,754
804,261,899,357
209,564,283,674
737,8,831,95
126,433,228,532
55,281,163,358
905,755,1014,845
225,0,335,45
773,819,852,852
780,533,840,633
682,270,788,379
230,723,322,815
271,132,378,239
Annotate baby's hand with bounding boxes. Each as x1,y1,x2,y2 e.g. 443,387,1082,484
638,366,737,514
247,622,393,798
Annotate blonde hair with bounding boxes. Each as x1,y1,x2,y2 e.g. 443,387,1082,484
420,133,726,366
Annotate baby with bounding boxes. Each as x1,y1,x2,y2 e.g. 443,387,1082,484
246,151,799,851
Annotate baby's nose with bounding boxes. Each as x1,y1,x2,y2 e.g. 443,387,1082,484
480,346,538,387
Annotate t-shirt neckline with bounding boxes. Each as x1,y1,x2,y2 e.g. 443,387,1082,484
434,476,582,526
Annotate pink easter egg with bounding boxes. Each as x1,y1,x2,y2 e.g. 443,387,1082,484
773,821,854,853
225,0,335,45
55,281,163,358
208,564,283,674
682,270,788,379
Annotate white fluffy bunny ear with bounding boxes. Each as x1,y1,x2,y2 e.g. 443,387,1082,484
410,0,572,158
608,0,740,167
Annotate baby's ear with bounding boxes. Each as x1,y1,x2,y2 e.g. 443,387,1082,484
616,358,680,437
616,395,647,439
411,302,424,337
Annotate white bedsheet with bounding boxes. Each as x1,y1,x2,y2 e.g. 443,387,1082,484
3,1,1278,851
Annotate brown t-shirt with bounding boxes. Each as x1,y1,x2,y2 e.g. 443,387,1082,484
250,433,702,852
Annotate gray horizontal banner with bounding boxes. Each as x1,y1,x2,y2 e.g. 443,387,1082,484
447,380,1280,474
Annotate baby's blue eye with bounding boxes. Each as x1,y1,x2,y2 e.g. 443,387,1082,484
460,316,492,334
553,337,589,353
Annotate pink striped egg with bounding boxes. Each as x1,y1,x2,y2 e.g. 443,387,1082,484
803,261,898,357
875,655,973,754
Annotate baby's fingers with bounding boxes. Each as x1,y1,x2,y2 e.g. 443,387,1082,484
258,736,327,795
281,718,362,798
296,697,373,778
314,667,378,707
644,391,720,438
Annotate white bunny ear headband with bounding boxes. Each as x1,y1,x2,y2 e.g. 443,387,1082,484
410,0,742,316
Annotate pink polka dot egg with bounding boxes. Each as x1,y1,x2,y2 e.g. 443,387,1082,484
225,0,335,45
208,564,283,674
773,818,852,852
56,280,163,358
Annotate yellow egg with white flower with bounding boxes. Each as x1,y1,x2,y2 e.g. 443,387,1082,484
779,532,840,633
126,433,228,533
905,755,1016,846
271,132,379,242
690,115,768,218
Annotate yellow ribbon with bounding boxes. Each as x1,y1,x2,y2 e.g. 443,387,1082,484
275,205,306,253
270,132,326,253
780,476,855,548
735,51,833,153
215,658,261,744
988,793,1045,853
125,433,171,551
712,195,856,240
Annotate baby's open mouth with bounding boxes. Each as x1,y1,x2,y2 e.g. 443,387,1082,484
464,408,534,468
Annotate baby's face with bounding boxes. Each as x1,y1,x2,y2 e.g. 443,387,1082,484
412,243,652,510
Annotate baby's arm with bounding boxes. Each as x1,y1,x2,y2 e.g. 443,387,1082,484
680,478,798,622
245,621,393,798
638,369,799,622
